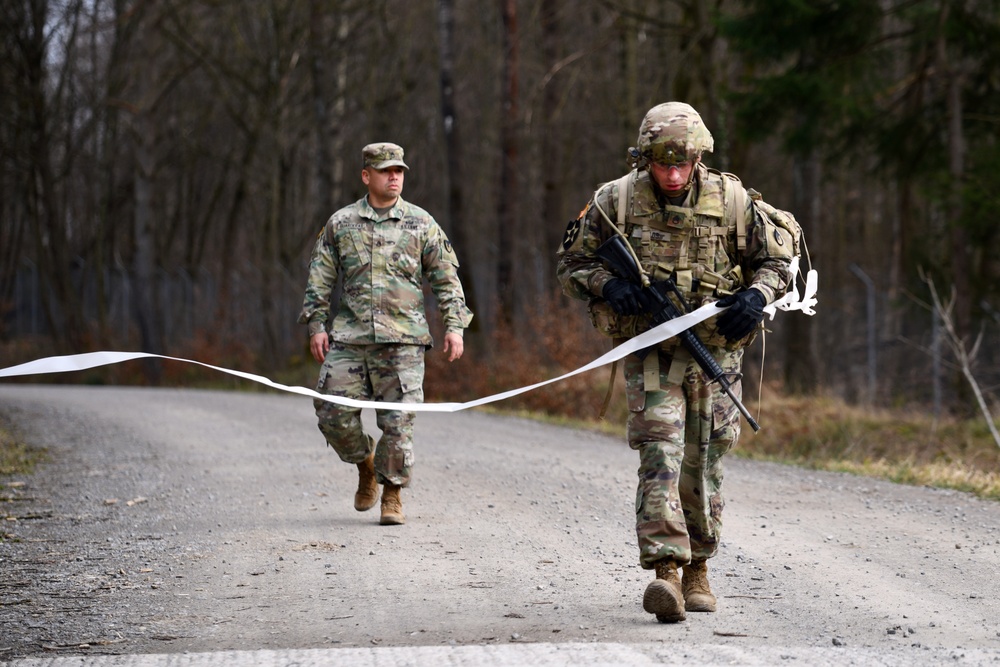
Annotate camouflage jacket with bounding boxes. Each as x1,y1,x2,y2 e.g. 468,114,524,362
298,195,473,346
556,163,793,349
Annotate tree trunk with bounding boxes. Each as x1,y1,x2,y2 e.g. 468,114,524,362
497,0,520,325
784,150,821,395
940,8,969,341
692,0,725,169
20,0,86,347
620,0,639,138
437,0,477,326
308,0,334,222
92,0,125,347
540,0,564,298
125,3,166,381
131,108,164,381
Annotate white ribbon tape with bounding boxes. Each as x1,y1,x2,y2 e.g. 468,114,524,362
0,304,725,412
1,277,818,413
763,256,818,318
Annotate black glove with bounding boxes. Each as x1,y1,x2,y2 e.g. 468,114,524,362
602,278,645,316
716,289,766,341
637,280,673,318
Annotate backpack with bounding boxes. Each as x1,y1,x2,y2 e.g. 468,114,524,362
743,188,816,317
747,188,803,259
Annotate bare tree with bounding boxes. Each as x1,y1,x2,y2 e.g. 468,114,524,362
308,0,335,222
120,2,189,375
937,2,971,341
5,0,1000,419
437,0,478,323
4,0,88,346
785,145,821,394
539,0,566,296
497,0,521,324
921,270,1000,449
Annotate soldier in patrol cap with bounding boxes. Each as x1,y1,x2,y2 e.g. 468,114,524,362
557,103,796,623
299,141,473,526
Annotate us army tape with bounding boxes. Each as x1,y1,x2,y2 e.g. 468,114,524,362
0,272,818,413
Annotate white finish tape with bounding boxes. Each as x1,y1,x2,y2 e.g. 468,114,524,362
1,279,817,413
764,256,818,318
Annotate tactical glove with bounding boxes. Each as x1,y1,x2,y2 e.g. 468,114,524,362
716,289,767,341
602,278,645,316
637,280,674,318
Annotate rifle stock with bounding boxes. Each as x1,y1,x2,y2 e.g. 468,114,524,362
595,236,760,432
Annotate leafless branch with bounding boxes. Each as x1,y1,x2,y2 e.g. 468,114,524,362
919,268,1000,449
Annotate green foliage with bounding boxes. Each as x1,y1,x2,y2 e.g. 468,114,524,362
722,0,1000,354
720,0,884,154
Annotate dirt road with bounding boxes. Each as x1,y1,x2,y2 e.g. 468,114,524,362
1,385,999,665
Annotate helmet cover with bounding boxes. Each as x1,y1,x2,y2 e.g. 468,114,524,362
636,102,714,165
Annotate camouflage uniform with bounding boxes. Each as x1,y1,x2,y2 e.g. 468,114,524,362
299,143,472,487
556,104,793,570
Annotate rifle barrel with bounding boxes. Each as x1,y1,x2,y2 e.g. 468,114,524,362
718,379,761,432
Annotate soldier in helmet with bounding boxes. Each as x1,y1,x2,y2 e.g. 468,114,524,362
557,103,795,622
299,142,473,526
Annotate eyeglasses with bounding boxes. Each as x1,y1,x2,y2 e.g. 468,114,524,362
653,160,692,171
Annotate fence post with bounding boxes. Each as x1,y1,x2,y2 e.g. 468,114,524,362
848,263,877,404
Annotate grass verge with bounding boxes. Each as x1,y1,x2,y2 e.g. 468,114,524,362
740,394,1000,500
488,393,1000,501
0,421,47,480
0,419,47,541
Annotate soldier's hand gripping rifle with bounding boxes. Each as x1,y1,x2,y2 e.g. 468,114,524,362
596,235,761,432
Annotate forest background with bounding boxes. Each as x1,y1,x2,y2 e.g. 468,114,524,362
3,0,1000,443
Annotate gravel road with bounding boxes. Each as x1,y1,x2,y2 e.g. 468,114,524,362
1,384,999,665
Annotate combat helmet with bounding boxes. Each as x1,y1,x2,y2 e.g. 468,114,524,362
631,102,714,169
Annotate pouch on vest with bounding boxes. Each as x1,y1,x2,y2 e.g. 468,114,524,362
586,298,649,339
748,189,801,261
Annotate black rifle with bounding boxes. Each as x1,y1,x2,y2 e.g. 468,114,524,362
595,235,760,432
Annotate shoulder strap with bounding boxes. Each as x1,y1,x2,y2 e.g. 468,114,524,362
722,172,748,251
615,172,634,234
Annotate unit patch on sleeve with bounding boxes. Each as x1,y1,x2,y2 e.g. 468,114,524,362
562,218,582,250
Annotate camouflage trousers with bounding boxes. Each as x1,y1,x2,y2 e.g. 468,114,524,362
623,344,743,569
313,341,425,487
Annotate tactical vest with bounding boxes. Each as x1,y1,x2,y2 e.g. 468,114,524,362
611,166,746,307
586,166,753,352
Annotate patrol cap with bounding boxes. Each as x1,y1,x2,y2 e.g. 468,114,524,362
362,142,409,170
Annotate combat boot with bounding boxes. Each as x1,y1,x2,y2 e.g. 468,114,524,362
353,439,378,512
682,559,717,612
642,559,686,623
380,483,405,525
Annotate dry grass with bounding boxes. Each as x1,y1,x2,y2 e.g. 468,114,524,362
0,420,47,480
739,393,1000,500
470,391,1000,501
